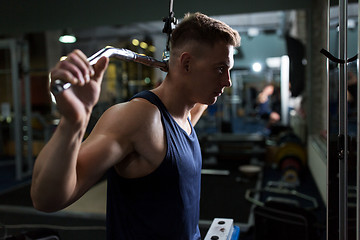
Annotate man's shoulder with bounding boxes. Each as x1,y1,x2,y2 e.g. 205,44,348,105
108,97,159,118
99,98,161,134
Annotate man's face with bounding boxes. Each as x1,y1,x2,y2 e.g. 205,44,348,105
188,42,234,105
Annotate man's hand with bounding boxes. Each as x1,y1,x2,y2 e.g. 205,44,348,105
50,49,109,124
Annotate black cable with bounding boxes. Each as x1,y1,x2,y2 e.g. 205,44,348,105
320,48,358,64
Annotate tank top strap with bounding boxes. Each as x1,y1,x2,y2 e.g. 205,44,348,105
130,90,168,113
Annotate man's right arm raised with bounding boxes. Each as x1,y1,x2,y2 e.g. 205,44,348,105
31,50,110,212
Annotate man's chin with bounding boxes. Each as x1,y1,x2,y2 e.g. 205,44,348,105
207,97,218,105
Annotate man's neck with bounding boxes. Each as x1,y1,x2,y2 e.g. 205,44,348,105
151,79,195,122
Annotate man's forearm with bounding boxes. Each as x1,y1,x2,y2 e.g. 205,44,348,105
190,104,208,126
31,117,88,212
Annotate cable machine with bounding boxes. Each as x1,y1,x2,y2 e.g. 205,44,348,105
323,0,359,239
0,39,33,181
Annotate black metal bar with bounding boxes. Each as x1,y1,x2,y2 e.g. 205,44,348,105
338,1,348,239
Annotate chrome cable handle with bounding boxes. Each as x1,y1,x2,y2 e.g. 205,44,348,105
51,47,168,95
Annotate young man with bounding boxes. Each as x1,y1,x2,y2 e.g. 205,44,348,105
31,12,240,239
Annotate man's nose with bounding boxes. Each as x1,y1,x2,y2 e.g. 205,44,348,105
223,71,232,88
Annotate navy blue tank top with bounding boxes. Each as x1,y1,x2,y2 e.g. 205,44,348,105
106,91,202,240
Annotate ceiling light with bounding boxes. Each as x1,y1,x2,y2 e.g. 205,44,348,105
140,42,148,49
59,30,76,44
148,45,156,52
252,62,262,72
132,39,139,46
266,57,281,69
348,19,356,29
144,77,151,84
248,27,260,37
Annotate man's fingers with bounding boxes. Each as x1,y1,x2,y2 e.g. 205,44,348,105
73,49,95,78
50,50,107,93
56,59,88,85
66,54,91,85
51,68,79,86
52,49,94,86
93,56,109,83
74,49,95,77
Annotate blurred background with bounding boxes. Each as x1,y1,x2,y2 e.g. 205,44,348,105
0,0,358,239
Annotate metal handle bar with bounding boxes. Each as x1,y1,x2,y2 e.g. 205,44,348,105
51,47,168,94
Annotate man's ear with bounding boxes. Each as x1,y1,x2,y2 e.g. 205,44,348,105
179,52,191,73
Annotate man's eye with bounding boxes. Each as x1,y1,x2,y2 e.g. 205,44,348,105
218,67,225,73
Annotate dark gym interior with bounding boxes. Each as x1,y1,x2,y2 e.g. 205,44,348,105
0,0,359,239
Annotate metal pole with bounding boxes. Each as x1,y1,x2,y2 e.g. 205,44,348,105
22,41,33,176
280,55,290,125
338,0,348,239
326,1,331,239
9,40,23,181
356,0,360,238
169,0,173,14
